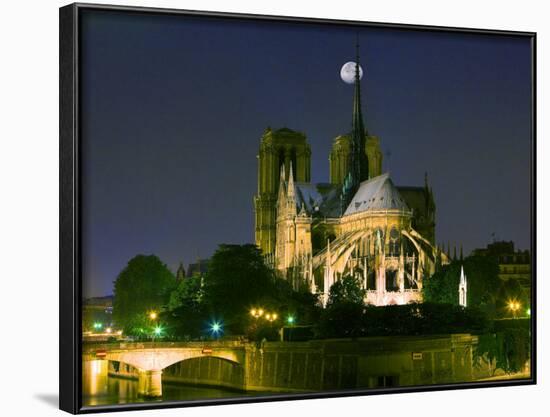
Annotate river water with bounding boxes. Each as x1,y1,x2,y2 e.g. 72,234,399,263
82,360,251,407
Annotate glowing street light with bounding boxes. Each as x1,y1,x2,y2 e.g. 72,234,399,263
250,308,264,319
93,322,103,331
153,326,163,336
287,315,295,325
105,327,112,334
508,301,520,311
507,300,521,318
265,313,278,323
149,311,158,320
209,321,223,338
526,308,531,317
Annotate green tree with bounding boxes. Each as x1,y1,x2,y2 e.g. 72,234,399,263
475,323,531,375
202,244,277,333
113,255,176,333
327,275,366,306
315,302,490,340
316,302,365,339
164,276,205,339
423,255,500,317
314,276,366,339
168,275,203,311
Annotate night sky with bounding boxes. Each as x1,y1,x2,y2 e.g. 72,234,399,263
80,10,532,297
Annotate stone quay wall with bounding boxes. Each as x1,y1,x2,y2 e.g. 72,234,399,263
161,334,494,392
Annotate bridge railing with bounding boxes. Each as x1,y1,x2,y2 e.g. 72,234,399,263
82,340,246,353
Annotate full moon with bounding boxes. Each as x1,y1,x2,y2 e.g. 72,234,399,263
340,61,363,84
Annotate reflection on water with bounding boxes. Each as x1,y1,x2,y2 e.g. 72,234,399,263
82,360,251,407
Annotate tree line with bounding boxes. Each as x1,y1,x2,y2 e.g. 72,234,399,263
110,244,530,374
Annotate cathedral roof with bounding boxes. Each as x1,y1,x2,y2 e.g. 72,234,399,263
294,182,342,218
344,173,409,216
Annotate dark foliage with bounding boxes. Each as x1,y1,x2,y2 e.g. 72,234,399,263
316,302,366,338
112,254,176,333
327,275,366,306
423,255,500,317
162,275,207,339
315,302,491,339
475,319,531,374
165,244,321,337
201,244,278,334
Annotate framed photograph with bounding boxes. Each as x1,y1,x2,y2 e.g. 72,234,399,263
60,3,536,413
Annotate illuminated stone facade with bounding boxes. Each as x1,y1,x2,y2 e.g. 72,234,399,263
254,48,443,306
330,134,383,184
254,128,311,255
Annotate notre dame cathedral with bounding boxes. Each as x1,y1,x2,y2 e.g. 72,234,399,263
254,47,447,306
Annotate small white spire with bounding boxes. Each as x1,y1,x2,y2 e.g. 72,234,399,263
459,265,467,307
287,161,295,198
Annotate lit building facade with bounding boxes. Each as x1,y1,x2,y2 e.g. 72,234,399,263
254,45,445,306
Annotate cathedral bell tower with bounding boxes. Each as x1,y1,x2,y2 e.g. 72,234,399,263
254,127,311,255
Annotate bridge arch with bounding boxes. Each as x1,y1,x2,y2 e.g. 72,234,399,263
104,348,243,371
162,355,246,391
85,344,247,398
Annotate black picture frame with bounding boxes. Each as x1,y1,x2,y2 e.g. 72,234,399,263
59,3,537,414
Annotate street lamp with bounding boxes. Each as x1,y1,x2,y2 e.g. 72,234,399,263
265,313,278,323
250,308,264,319
507,300,521,318
210,321,223,339
149,311,158,320
286,315,296,342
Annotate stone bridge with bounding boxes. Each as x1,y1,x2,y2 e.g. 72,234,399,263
83,341,247,397
83,335,485,398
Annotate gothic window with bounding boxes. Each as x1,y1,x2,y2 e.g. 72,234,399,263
389,227,400,257
367,269,376,290
385,269,399,292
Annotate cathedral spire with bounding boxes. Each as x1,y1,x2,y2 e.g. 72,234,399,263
287,162,296,201
352,37,366,139
349,35,368,188
277,163,287,208
280,163,286,182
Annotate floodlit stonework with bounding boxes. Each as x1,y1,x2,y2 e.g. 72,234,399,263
254,47,446,306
